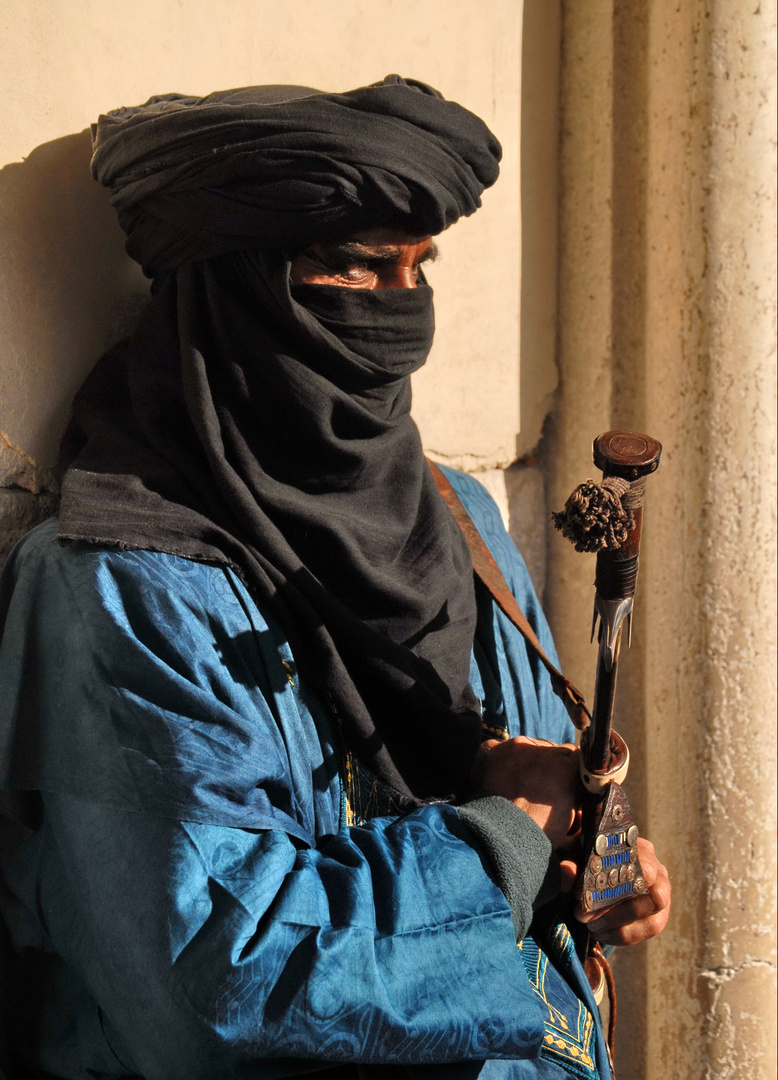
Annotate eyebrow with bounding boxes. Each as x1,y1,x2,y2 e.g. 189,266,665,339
316,239,440,266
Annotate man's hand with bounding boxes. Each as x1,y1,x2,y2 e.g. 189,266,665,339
469,736,581,843
468,738,672,937
576,837,671,947
468,736,582,890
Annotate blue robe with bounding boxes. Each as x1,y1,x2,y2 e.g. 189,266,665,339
0,468,610,1080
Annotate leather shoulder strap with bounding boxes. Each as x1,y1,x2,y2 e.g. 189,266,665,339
429,460,591,732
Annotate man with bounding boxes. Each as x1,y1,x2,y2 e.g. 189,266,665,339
0,77,669,1079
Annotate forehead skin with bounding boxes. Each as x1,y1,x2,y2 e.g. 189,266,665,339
289,226,439,290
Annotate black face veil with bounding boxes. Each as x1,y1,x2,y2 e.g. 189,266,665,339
59,76,502,806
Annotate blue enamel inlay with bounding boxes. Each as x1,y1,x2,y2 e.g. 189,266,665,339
592,882,634,902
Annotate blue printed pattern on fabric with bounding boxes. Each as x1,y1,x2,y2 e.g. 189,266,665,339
339,562,600,1077
518,932,598,1080
341,757,601,1080
343,746,601,1080
441,469,605,1080
0,469,611,1079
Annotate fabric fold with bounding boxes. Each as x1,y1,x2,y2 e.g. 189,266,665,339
90,76,501,276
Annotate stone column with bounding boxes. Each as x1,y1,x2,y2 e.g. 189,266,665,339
545,1,777,1077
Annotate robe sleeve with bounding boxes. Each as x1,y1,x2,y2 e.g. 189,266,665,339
29,791,550,1078
0,521,556,1079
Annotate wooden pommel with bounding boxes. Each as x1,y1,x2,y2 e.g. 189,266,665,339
593,431,662,481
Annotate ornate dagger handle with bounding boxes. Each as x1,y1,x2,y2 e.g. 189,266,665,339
553,429,661,915
586,431,662,773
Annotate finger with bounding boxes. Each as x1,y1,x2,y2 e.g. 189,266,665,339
509,736,579,753
555,809,583,852
567,807,583,837
575,837,666,918
510,736,556,748
580,850,672,944
634,838,658,885
577,865,671,929
558,859,577,894
577,891,657,929
589,898,671,947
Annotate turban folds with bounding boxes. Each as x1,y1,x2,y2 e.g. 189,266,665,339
91,76,502,276
60,77,502,807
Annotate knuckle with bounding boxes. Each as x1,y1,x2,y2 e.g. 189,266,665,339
652,878,672,912
641,911,667,942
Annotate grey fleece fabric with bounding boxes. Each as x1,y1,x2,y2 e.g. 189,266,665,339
457,795,561,940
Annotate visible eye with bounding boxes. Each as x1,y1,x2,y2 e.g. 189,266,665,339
312,253,375,285
338,263,376,284
289,239,437,290
414,248,439,279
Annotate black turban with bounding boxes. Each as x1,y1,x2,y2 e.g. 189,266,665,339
60,76,502,807
91,75,501,276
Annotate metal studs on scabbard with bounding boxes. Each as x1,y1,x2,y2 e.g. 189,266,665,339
554,430,662,916
577,783,648,914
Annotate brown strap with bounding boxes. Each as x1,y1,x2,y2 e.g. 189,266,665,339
587,941,618,1072
429,460,591,732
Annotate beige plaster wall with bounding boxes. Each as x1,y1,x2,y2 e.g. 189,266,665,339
546,1,777,1077
0,0,523,533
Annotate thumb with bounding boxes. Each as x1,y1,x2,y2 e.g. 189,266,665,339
558,859,578,895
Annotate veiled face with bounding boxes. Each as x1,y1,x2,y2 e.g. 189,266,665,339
289,226,438,290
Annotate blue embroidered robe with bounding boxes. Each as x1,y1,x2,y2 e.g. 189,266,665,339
0,468,610,1079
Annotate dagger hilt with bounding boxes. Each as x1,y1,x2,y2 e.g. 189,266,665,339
587,432,662,772
592,430,662,603
553,431,663,915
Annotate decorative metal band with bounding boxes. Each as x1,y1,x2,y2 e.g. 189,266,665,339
595,554,639,599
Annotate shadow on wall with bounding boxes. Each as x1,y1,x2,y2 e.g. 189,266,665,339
0,129,149,495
